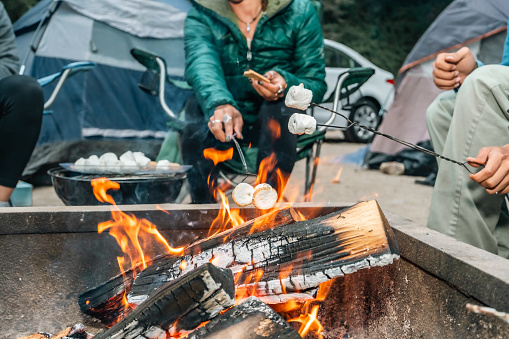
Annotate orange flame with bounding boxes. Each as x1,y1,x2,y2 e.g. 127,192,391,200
332,166,343,183
208,189,244,237
268,119,281,139
287,281,332,338
203,148,234,165
92,178,184,274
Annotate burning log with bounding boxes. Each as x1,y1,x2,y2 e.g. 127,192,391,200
186,296,301,339
79,206,302,323
16,324,91,339
92,263,235,339
129,200,399,306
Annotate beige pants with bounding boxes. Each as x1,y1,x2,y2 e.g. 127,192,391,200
426,65,509,259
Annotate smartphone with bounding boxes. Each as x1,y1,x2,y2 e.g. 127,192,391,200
244,69,270,83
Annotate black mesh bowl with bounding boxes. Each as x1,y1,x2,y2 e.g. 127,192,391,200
48,167,186,206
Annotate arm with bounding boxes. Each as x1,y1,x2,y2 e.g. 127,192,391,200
184,9,242,142
0,3,20,79
184,9,236,118
273,2,327,104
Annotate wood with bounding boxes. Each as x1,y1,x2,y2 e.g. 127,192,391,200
93,263,235,339
129,200,399,306
187,296,301,339
79,206,301,323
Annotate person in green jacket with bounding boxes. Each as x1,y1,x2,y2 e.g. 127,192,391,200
181,0,327,203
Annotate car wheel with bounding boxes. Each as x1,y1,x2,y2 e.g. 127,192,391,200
344,100,380,143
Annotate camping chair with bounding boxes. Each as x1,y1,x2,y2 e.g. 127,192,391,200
130,47,374,202
37,61,97,112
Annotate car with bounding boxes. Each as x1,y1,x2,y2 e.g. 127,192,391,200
311,39,395,143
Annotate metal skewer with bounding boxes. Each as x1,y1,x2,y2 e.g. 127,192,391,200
312,103,481,174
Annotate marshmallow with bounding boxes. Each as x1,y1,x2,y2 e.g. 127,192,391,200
285,83,313,110
232,183,255,207
74,157,86,170
156,160,171,169
122,159,137,167
120,151,135,162
84,155,100,166
252,184,278,210
99,152,118,163
288,113,317,135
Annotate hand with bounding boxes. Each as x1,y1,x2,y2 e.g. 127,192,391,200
251,70,287,101
467,145,509,195
208,104,243,142
432,47,477,90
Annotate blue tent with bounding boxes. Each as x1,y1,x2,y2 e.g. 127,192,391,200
14,0,193,179
14,0,193,143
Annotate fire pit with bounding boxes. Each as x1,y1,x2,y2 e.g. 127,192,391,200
48,167,186,205
1,203,509,338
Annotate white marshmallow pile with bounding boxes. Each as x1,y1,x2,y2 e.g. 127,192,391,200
288,113,317,135
232,182,278,210
285,83,313,111
73,151,174,171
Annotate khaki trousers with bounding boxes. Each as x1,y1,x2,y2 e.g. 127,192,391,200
426,65,509,258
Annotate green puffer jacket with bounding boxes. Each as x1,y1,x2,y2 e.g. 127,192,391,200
184,0,327,124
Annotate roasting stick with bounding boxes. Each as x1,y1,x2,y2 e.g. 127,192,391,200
311,102,481,174
285,83,482,173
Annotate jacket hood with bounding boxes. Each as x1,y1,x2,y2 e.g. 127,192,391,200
192,0,293,21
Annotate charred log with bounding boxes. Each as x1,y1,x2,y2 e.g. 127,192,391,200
187,296,301,339
78,274,135,327
129,200,399,306
93,263,235,339
79,206,301,323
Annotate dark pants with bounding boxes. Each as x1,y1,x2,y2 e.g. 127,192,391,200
0,75,44,188
181,95,298,203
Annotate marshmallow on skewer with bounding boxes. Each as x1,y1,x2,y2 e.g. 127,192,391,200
288,113,317,135
232,182,255,207
252,183,278,210
285,83,313,111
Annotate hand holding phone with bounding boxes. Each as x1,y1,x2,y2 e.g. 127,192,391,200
244,69,270,83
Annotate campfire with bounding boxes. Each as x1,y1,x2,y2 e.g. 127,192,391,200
18,146,399,338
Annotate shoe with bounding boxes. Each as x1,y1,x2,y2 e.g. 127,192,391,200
379,161,405,175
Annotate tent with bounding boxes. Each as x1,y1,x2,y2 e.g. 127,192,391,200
13,0,193,181
364,0,509,177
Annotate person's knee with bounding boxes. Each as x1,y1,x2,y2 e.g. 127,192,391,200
2,75,44,115
460,65,507,95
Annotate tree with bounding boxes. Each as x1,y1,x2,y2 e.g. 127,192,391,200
322,0,453,76
3,0,40,23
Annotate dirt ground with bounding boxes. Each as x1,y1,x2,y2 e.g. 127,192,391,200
32,130,434,226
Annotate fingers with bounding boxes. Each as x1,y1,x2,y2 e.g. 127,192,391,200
468,147,509,194
209,105,243,142
432,56,460,90
251,70,287,101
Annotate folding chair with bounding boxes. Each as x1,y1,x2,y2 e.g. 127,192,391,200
130,47,374,202
37,61,97,112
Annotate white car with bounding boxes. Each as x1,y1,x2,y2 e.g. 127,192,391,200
311,39,395,143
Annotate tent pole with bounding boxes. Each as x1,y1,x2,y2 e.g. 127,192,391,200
19,0,62,75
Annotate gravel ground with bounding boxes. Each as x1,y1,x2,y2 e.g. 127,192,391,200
32,131,433,226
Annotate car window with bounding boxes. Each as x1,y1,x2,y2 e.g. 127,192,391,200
324,45,361,68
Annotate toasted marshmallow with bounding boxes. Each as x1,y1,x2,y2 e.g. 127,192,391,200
288,113,317,135
285,83,313,111
232,183,255,207
253,183,278,210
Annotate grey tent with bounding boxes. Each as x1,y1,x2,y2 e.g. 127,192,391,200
365,0,509,174
13,0,194,181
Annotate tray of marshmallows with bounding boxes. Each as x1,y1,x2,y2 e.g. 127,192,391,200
60,151,191,175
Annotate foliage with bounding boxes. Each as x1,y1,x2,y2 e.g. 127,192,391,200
322,0,453,76
3,0,453,77
3,0,39,22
